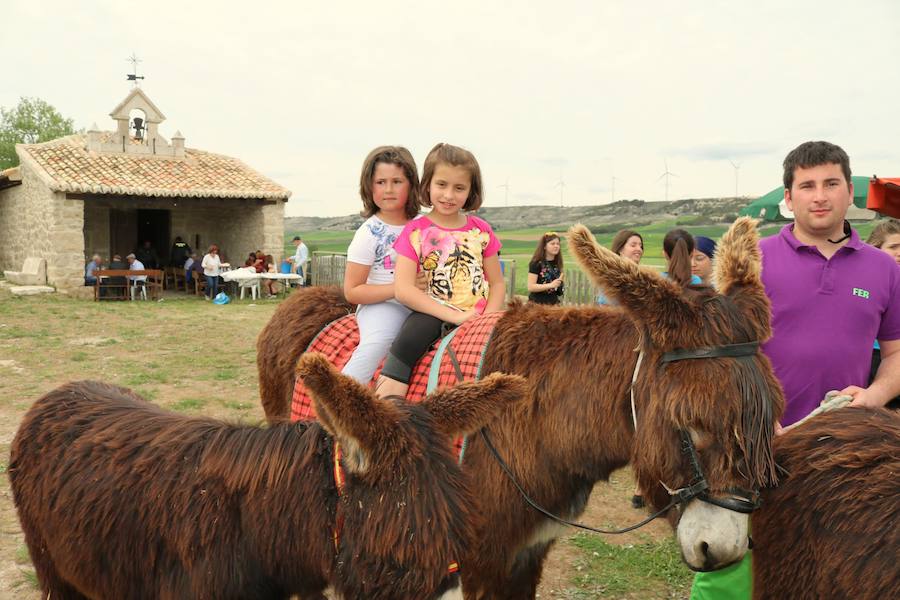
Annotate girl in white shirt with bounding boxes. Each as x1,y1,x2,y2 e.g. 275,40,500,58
341,146,421,384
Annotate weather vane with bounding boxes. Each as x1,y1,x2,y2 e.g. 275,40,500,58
126,53,145,86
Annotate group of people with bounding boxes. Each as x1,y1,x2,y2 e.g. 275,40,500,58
525,224,719,307
84,251,154,295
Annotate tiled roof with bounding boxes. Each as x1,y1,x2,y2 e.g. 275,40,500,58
19,134,291,200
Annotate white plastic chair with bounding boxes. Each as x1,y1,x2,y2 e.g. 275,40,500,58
238,277,260,300
130,281,148,301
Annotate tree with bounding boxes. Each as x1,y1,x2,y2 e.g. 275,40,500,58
0,97,76,170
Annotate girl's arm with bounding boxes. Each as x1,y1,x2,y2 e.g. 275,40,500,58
483,254,506,313
394,255,472,324
527,273,559,293
343,262,395,305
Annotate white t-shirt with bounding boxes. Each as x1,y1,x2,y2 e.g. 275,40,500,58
346,215,405,286
202,253,221,276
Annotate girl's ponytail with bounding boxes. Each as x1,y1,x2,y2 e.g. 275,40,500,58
662,229,695,287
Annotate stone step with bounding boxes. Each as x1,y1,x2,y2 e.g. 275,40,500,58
9,285,56,296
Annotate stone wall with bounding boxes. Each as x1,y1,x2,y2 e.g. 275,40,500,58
0,162,81,289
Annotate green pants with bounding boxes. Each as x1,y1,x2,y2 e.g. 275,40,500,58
690,552,751,600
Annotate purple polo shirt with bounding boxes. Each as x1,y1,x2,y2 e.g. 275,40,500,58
760,224,900,426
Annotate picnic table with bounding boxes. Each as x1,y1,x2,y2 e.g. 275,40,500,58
94,269,163,301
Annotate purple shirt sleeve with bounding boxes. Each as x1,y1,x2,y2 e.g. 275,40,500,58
878,263,900,342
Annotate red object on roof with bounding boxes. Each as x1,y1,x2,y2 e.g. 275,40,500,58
867,177,900,218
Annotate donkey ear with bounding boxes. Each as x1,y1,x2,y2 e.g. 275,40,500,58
567,224,696,340
713,217,763,295
296,353,403,474
711,217,771,339
422,373,527,439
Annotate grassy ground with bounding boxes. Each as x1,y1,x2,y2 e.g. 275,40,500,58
0,290,689,598
289,219,877,297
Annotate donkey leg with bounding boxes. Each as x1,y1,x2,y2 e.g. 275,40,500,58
467,542,553,600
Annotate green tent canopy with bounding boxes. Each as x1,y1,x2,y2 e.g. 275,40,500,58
739,176,871,221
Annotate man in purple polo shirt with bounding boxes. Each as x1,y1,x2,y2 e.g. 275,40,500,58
761,141,900,426
691,141,900,600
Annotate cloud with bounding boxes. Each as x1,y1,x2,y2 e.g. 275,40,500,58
669,142,777,161
538,157,570,167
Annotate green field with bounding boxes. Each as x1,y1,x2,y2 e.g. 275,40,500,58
287,219,878,297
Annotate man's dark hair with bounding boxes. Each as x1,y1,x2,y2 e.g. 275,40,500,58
782,141,851,190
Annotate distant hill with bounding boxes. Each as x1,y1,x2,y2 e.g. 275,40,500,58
284,197,750,233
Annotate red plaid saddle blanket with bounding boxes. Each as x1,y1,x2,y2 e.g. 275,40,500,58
290,311,504,422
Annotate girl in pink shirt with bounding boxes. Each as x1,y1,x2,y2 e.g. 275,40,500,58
377,143,505,399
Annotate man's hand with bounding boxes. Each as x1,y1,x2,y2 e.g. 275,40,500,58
839,385,884,409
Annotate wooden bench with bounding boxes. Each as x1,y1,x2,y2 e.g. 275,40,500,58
94,270,163,301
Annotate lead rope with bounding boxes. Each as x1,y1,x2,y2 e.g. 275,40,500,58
447,344,682,535
630,348,644,431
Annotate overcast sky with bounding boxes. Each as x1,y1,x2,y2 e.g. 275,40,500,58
4,1,898,217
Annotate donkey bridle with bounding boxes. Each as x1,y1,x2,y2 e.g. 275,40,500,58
453,339,763,537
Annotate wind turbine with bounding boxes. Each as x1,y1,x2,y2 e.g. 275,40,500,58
729,160,741,198
554,172,566,207
498,178,510,207
657,160,678,202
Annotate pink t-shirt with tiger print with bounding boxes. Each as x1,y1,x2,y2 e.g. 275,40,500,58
393,214,502,311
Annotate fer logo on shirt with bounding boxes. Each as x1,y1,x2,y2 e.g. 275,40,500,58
852,287,870,299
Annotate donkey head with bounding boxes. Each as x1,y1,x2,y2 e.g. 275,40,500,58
297,353,527,599
568,218,784,572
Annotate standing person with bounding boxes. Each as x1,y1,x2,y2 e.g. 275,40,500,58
691,141,900,600
341,146,421,384
84,254,103,286
867,219,900,265
169,236,192,268
662,228,702,287
866,219,900,408
597,228,647,508
201,245,222,301
527,232,564,305
691,236,717,286
287,236,310,283
378,143,504,400
135,240,159,270
597,229,643,305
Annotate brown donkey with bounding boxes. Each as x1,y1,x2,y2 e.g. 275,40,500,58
752,407,899,600
257,217,784,598
9,353,526,600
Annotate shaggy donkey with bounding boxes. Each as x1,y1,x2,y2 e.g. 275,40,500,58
258,218,785,598
9,353,526,600
752,407,899,600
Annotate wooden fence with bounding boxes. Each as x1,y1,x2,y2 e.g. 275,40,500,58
561,268,600,306
310,251,517,300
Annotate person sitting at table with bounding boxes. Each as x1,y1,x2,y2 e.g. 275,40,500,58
102,254,128,300
244,252,257,268
85,254,103,286
253,250,267,273
262,254,279,298
126,253,148,299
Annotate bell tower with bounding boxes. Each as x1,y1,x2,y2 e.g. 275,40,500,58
86,88,185,158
